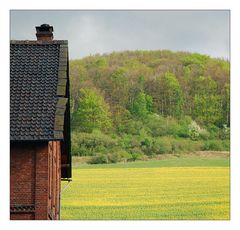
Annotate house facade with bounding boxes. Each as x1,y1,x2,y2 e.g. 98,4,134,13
10,24,71,220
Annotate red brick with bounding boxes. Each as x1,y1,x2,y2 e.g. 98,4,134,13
10,141,61,220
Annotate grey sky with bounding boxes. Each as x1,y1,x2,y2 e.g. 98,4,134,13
10,10,230,60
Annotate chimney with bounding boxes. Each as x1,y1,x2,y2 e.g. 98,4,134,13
36,24,54,42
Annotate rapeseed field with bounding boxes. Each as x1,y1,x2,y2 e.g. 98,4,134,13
61,157,229,220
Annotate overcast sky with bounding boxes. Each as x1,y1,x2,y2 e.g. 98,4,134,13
10,10,230,60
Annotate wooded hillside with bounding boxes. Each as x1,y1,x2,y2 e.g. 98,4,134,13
69,50,230,162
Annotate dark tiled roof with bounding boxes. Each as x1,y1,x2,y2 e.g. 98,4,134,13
10,40,69,141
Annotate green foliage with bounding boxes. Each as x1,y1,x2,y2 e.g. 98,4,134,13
138,128,153,154
71,130,118,156
221,84,230,126
88,154,108,164
182,53,209,77
202,140,230,151
130,153,141,161
152,137,173,154
120,134,133,149
170,138,204,153
177,116,192,138
111,67,128,83
150,72,184,118
117,150,132,162
151,136,203,154
219,124,230,140
145,94,153,112
183,53,209,68
193,76,217,95
206,124,221,139
95,58,108,68
193,94,222,125
130,92,153,118
199,128,210,140
69,50,230,163
144,114,184,137
191,76,223,126
118,120,144,135
107,152,121,163
87,150,135,164
73,88,112,132
71,50,229,129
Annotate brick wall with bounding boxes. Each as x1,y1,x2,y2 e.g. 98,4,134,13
10,141,61,220
10,143,35,205
48,141,61,220
10,213,35,220
35,142,49,220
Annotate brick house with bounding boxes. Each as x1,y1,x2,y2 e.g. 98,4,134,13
10,24,71,220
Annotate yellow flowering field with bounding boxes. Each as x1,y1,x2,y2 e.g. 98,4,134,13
61,158,229,220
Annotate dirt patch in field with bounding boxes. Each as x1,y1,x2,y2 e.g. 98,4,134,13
155,151,230,160
186,151,230,158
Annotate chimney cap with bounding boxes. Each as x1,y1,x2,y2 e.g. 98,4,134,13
36,24,54,41
36,24,54,33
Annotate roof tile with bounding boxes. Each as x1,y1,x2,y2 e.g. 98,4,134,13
10,41,68,141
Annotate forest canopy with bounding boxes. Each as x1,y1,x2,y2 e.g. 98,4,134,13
70,50,230,163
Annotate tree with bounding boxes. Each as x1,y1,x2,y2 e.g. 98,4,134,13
72,88,112,132
153,72,184,118
221,83,230,127
192,76,222,126
130,92,153,118
104,67,130,108
69,61,88,114
182,53,209,77
193,94,222,125
70,50,229,130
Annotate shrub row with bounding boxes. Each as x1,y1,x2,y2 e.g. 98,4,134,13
72,129,230,164
87,151,144,164
117,114,229,140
